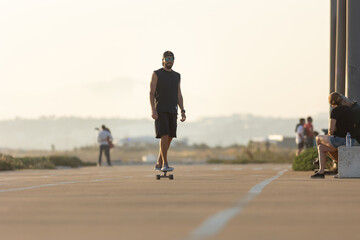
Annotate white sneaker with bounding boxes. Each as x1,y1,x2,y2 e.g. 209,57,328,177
161,165,174,171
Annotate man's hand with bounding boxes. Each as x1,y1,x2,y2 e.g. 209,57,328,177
180,112,186,122
152,110,158,120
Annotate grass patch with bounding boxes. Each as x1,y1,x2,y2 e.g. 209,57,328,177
0,154,96,172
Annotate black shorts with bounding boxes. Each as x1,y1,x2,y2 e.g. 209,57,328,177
155,112,177,138
297,142,304,149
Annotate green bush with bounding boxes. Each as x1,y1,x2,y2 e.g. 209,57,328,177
292,147,333,171
16,157,55,169
49,155,96,167
0,154,16,171
0,155,55,170
49,155,82,167
292,147,318,171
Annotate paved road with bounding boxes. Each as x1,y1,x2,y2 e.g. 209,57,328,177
0,164,359,240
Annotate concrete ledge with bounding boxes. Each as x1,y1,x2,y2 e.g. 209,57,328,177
338,146,360,178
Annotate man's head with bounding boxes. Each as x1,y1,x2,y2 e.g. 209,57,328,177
162,51,175,70
300,118,305,125
307,116,312,123
101,125,106,130
328,92,343,107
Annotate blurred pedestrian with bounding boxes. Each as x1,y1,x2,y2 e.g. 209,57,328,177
295,118,305,156
97,125,113,166
304,116,315,148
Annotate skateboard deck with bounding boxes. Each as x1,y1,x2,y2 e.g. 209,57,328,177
156,169,174,180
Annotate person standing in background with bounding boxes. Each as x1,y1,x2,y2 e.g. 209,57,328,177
304,116,315,148
295,118,305,156
97,125,113,166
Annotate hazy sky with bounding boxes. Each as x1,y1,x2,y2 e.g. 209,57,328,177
1,0,330,121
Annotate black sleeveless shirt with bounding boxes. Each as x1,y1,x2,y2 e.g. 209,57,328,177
330,105,354,137
154,68,180,114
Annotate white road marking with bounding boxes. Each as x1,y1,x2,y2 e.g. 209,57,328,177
232,168,243,171
0,176,52,181
0,178,117,193
187,169,287,240
212,167,222,171
0,177,22,181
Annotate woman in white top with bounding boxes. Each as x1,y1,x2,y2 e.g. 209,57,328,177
97,125,113,166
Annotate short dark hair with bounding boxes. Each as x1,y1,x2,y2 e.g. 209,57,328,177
307,116,312,122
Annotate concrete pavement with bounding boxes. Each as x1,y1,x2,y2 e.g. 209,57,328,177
0,164,359,240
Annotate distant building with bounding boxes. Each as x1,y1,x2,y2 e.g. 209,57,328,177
249,135,296,149
117,136,189,148
117,136,158,147
141,154,157,163
276,137,296,149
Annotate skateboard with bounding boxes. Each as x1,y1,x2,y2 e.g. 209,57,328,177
156,169,174,180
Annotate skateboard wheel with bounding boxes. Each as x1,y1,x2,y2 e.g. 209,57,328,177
169,174,174,180
156,175,160,180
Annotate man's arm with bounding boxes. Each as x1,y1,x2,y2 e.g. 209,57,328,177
149,72,158,120
178,80,186,122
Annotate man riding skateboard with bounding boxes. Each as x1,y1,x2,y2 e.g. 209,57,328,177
149,51,186,171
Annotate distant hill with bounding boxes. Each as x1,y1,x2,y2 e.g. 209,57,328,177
0,114,328,150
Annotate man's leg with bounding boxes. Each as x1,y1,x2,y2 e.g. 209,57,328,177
98,145,103,166
327,150,338,172
318,144,327,173
328,151,338,161
296,142,304,156
318,144,336,173
156,152,162,168
156,140,163,168
159,135,174,167
317,136,337,173
105,145,111,166
316,135,333,147
310,137,315,147
156,136,173,167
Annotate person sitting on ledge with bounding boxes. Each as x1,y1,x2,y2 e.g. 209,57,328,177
311,92,355,179
313,93,360,172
